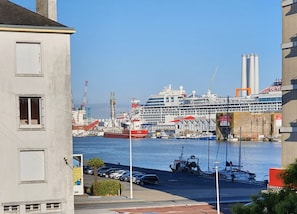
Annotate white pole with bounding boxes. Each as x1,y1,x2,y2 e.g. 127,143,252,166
215,162,220,214
129,123,133,199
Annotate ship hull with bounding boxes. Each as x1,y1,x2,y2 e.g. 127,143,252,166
104,129,148,139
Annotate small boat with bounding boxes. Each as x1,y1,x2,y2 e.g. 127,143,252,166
169,147,202,174
196,132,216,140
219,161,256,182
156,131,169,139
228,134,239,142
219,128,256,182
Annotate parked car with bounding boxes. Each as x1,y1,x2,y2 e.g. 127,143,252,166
97,166,110,175
99,168,121,177
109,169,127,179
83,166,94,175
119,171,144,182
135,174,159,185
119,171,130,181
132,173,145,183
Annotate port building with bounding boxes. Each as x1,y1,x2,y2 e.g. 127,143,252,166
0,1,75,213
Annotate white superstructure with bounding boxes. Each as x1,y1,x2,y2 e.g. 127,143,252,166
138,81,282,132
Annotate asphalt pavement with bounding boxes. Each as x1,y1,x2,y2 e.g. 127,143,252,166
75,164,266,214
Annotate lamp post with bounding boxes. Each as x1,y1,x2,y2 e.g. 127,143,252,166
129,122,133,199
208,111,210,171
214,162,220,214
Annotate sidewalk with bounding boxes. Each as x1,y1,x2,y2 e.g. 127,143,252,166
74,194,217,214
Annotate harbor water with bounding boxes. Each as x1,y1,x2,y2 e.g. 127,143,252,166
73,136,281,181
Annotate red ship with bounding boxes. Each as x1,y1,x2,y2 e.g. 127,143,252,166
103,97,148,138
104,128,148,138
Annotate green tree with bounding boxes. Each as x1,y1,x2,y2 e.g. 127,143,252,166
88,158,104,195
232,159,297,214
280,159,297,190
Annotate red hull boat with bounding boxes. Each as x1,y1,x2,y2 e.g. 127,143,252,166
104,129,148,138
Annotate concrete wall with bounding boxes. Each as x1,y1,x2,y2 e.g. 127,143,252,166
281,2,297,167
216,112,281,141
0,31,73,213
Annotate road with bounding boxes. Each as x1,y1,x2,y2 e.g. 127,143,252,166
75,164,265,213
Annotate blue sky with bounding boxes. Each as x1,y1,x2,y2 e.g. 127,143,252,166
13,0,281,109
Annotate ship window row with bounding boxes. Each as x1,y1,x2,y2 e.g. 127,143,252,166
165,97,175,102
259,97,282,102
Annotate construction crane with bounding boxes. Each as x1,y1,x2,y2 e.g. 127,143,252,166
207,66,218,95
110,92,116,128
81,80,88,110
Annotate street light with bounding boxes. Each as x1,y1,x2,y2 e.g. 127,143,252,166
214,162,220,214
129,122,133,199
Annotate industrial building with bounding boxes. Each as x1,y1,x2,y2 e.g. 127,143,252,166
241,54,259,96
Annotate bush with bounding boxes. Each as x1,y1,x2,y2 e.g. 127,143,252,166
91,180,122,196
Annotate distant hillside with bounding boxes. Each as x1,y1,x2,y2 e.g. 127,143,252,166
87,103,130,119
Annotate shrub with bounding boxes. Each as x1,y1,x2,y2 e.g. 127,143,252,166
91,180,122,196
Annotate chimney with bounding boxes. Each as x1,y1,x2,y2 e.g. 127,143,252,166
36,0,57,21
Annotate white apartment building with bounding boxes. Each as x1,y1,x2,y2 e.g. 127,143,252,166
0,1,75,213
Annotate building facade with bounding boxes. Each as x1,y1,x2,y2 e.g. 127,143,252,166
281,1,297,167
0,1,75,213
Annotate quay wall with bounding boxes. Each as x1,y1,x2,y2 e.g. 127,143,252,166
216,112,282,141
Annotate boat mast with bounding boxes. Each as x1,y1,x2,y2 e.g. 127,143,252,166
239,127,242,170
179,146,184,160
225,96,229,168
208,110,210,171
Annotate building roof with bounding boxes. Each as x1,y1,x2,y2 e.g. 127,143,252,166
0,0,74,33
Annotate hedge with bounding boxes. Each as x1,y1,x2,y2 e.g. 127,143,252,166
91,180,122,196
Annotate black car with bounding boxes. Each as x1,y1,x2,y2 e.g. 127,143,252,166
97,166,110,175
83,166,94,175
135,174,159,185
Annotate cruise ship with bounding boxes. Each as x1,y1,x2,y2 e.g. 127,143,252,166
136,80,282,127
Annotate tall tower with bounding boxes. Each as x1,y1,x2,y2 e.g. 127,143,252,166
241,54,259,96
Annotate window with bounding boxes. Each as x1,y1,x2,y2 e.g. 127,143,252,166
20,150,45,182
25,204,40,212
19,97,44,128
16,42,41,75
3,205,19,213
46,203,61,211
